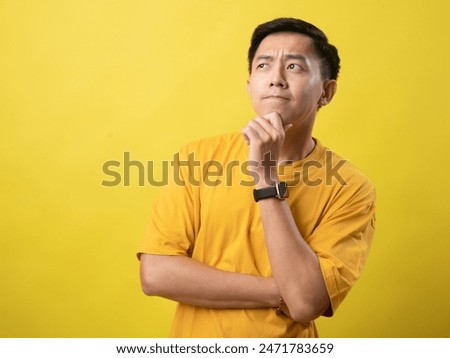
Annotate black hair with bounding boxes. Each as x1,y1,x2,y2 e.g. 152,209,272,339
248,17,340,80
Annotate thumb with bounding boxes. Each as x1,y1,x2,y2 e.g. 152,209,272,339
283,124,293,132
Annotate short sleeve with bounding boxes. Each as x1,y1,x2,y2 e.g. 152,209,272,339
137,146,200,258
308,186,376,317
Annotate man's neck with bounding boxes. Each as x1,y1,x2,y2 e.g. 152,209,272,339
279,126,315,164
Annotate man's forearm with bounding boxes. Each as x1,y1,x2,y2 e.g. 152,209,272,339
140,253,280,309
257,197,329,324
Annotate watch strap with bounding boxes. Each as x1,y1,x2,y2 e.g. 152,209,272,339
253,182,288,202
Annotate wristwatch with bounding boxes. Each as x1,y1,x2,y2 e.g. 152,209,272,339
253,181,289,202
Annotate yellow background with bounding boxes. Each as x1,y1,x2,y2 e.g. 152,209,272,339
1,0,449,337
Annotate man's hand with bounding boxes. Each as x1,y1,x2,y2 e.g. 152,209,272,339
279,298,293,319
241,112,292,187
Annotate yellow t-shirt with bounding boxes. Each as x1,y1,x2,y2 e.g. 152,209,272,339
138,132,376,337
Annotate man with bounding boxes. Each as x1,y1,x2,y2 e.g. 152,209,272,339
138,18,376,337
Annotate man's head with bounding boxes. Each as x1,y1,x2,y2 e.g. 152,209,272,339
248,18,340,81
246,18,340,128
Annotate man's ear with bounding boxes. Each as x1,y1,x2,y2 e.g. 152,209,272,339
318,80,337,107
246,79,250,95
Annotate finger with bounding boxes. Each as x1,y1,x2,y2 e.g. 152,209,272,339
283,123,293,132
262,112,284,132
254,116,282,141
246,119,272,143
242,131,250,145
241,124,261,145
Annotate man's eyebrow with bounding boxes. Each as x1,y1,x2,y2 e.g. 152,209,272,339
255,55,274,61
255,54,307,61
285,54,307,61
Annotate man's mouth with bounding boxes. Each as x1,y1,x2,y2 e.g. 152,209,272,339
263,95,290,101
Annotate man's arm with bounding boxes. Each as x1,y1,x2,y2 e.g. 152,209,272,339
257,199,329,324
140,253,280,309
242,112,329,325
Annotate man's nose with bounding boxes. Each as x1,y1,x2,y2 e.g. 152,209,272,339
269,67,287,88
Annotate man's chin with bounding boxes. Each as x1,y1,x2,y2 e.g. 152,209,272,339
258,110,288,123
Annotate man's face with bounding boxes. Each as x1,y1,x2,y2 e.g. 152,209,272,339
247,32,326,126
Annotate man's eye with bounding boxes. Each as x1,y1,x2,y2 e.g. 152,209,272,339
257,63,268,69
287,64,301,70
